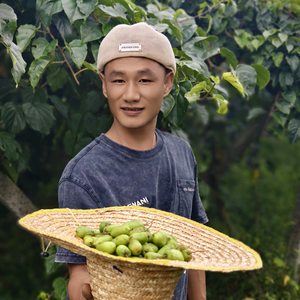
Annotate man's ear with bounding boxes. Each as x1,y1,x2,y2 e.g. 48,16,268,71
163,71,175,97
99,72,107,98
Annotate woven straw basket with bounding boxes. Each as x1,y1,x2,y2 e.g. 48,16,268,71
19,206,262,300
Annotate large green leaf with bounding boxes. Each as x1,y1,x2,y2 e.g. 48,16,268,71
272,111,288,127
32,38,49,59
53,277,68,300
0,132,21,162
279,72,294,90
64,38,87,69
222,72,244,95
185,81,207,103
288,119,300,143
1,102,26,134
235,64,257,97
80,18,103,43
271,52,283,67
0,79,16,99
220,47,238,70
98,4,128,23
37,1,63,27
286,55,300,73
62,0,85,23
251,64,270,89
28,55,53,88
276,101,291,115
22,102,56,135
162,19,182,44
6,42,27,87
16,24,38,51
46,68,69,92
0,4,17,22
85,113,111,137
77,0,98,16
0,19,16,44
282,90,297,106
50,95,68,118
161,94,175,119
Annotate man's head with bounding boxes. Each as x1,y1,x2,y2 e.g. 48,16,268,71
97,23,176,74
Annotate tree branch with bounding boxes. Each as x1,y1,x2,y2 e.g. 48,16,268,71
36,12,80,85
0,171,37,219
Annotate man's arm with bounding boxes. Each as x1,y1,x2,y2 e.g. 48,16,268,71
187,270,206,300
68,264,93,300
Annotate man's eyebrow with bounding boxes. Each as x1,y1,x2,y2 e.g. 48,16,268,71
107,70,126,78
136,68,157,76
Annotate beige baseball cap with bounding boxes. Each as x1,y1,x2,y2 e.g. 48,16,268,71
97,22,176,73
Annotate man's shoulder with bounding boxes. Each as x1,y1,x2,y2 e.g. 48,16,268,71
158,129,192,150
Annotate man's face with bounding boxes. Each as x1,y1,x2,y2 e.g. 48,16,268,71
99,57,174,132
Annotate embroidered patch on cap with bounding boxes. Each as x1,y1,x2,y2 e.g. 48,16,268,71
119,43,142,52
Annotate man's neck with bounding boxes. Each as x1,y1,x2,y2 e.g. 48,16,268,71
105,125,157,151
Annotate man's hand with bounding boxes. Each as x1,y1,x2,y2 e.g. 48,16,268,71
187,270,206,300
68,264,94,300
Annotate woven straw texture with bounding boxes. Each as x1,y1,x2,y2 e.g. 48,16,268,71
19,206,262,300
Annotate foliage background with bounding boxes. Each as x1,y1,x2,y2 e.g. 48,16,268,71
1,0,300,299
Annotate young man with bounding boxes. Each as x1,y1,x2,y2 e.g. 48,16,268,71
55,23,208,300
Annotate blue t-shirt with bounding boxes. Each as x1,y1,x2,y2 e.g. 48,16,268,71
55,129,208,300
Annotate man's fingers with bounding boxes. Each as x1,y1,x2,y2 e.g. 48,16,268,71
82,283,94,300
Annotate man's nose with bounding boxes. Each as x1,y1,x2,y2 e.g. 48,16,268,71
123,82,140,102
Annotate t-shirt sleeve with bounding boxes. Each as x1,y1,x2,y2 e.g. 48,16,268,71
191,163,209,224
55,180,100,264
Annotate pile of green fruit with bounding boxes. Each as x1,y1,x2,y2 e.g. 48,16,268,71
76,219,192,262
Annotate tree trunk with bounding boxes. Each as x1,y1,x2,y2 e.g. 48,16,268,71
0,171,37,219
287,181,300,280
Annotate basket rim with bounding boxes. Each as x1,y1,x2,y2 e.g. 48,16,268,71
19,206,263,272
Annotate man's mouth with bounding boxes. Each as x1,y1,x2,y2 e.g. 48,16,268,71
122,108,143,111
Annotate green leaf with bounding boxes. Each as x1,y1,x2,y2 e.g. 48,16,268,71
162,19,182,44
16,24,38,51
77,0,98,16
271,52,283,67
37,1,63,27
45,245,62,275
272,111,288,127
234,32,248,49
279,72,294,90
31,38,49,59
172,0,184,9
0,19,16,44
1,102,26,134
1,158,18,183
214,94,228,114
62,0,85,23
0,79,16,99
50,95,68,118
278,33,288,43
6,42,27,87
85,90,104,114
53,277,68,300
170,127,189,143
0,132,21,162
273,257,285,268
0,4,17,22
222,72,244,95
22,102,56,135
161,94,175,119
247,107,266,120
46,68,69,92
286,55,300,73
276,101,291,115
13,145,30,173
64,38,87,69
28,55,53,88
201,47,220,60
235,64,257,97
282,90,297,105
191,102,209,125
272,38,283,48
114,0,135,19
220,47,238,70
80,18,103,43
251,64,270,89
84,113,111,137
98,4,128,23
184,81,207,103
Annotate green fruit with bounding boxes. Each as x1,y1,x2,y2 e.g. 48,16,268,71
99,221,111,233
76,226,94,238
157,244,175,255
122,219,145,230
130,227,145,234
147,233,154,243
93,235,113,246
176,244,188,251
110,225,131,238
170,234,177,242
167,239,177,247
181,249,193,262
112,234,130,246
165,249,185,261
130,232,149,244
152,232,167,248
83,235,95,246
142,243,158,256
128,239,143,256
116,245,131,257
103,224,117,233
144,252,166,260
95,241,116,254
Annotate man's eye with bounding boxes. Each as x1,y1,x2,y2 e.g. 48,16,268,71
140,79,151,83
113,79,124,83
